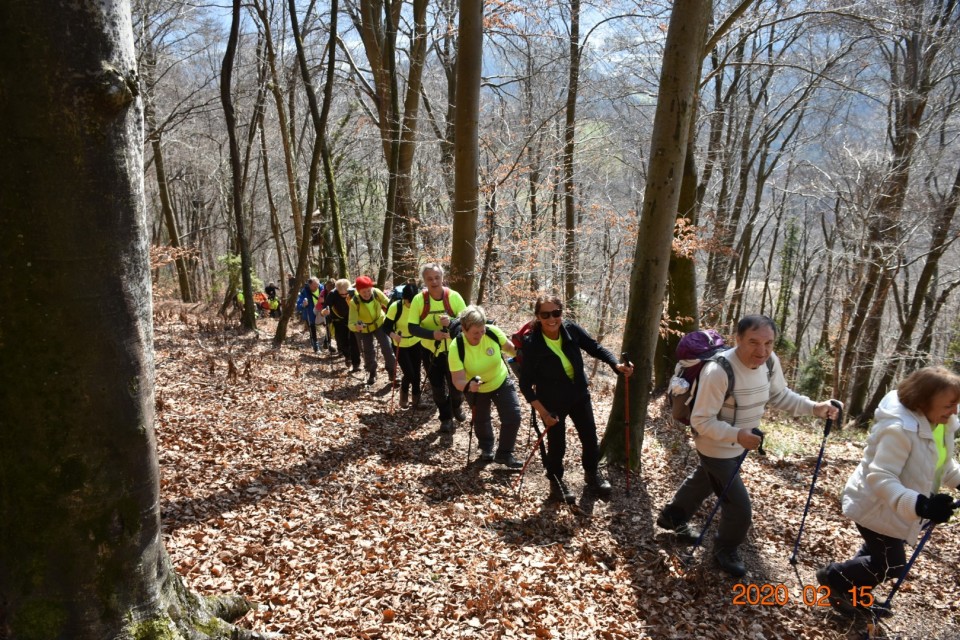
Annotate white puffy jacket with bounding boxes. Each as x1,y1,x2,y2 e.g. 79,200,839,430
841,391,960,542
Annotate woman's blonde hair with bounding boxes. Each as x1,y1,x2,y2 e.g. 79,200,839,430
459,305,487,331
897,366,960,412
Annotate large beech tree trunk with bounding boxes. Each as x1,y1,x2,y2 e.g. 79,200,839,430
601,0,710,470
0,2,263,638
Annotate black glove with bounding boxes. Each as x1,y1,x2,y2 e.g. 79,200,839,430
915,493,956,524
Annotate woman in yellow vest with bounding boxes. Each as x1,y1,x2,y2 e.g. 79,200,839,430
449,306,522,469
348,275,398,386
383,281,426,408
817,367,960,615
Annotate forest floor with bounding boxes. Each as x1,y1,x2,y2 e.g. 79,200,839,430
153,301,960,640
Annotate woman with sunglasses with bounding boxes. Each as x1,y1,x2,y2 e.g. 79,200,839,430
518,294,634,503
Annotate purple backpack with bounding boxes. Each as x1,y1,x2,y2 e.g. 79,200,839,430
668,329,729,425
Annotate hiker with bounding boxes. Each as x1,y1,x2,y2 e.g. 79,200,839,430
406,263,468,434
320,279,360,372
518,294,633,502
315,278,336,351
656,314,840,577
383,281,426,409
265,282,280,318
816,367,960,615
449,306,522,469
348,276,397,386
296,277,323,352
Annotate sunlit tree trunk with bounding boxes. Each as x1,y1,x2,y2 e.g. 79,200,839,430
601,0,710,470
448,0,482,301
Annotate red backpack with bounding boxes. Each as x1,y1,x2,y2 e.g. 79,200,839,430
506,320,536,377
418,287,454,321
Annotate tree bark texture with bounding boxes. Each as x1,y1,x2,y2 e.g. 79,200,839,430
600,0,710,469
448,0,483,301
0,2,263,637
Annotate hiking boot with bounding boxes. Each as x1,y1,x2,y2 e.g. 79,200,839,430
714,547,747,578
366,372,376,386
351,364,361,373
655,511,701,544
411,394,422,409
439,419,456,434
479,449,495,462
388,369,396,383
312,340,320,353
493,452,523,470
399,388,409,408
548,478,576,504
453,404,467,422
585,470,612,497
816,568,862,617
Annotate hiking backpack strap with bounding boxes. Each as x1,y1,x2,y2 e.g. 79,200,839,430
441,287,453,316
713,355,738,427
419,290,431,322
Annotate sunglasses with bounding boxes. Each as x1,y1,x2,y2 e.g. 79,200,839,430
537,309,563,320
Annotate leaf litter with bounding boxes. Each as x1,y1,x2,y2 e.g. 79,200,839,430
153,306,960,639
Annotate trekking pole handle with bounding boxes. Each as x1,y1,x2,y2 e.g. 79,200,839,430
752,427,766,456
620,352,630,365
823,399,843,437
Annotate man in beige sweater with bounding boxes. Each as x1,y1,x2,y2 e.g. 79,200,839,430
657,315,840,577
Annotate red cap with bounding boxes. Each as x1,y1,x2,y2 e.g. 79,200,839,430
355,275,374,289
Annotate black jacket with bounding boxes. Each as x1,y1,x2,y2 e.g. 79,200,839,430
519,320,620,414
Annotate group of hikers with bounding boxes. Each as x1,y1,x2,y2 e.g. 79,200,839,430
280,263,958,620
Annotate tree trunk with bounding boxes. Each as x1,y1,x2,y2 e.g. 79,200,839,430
448,0,483,301
0,1,267,637
255,0,304,249
221,0,257,331
390,0,429,283
561,0,581,311
151,133,195,303
377,0,402,288
656,67,705,390
476,192,498,305
600,0,710,470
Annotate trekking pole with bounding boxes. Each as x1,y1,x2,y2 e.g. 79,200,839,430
517,407,549,495
621,352,632,496
873,499,960,616
513,414,561,494
691,428,765,553
465,377,481,466
389,340,401,414
789,400,843,564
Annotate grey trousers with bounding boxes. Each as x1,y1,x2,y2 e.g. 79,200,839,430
357,328,397,374
662,452,752,549
468,378,522,456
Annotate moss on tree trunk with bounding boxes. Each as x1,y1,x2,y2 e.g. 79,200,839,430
0,2,273,638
